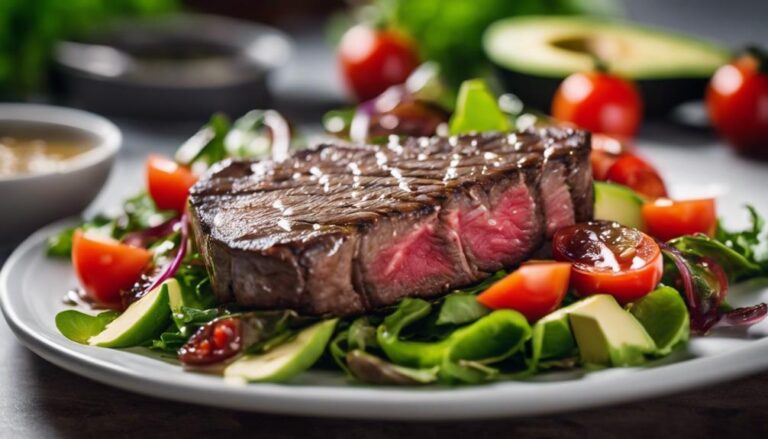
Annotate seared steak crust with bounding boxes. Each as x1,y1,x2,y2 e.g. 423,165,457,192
188,126,592,316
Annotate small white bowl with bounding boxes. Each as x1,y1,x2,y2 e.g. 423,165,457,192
0,104,121,242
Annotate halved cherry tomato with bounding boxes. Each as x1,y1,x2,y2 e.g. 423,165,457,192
146,154,197,213
477,262,571,322
338,25,419,101
605,154,667,199
72,230,152,307
642,198,717,241
553,221,663,304
552,71,643,138
707,49,768,158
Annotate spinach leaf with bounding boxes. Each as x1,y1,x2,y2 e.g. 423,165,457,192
55,310,119,344
436,292,490,326
376,298,532,383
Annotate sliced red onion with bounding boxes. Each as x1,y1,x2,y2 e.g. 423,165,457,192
349,99,375,143
659,242,698,312
718,304,768,328
122,216,181,248
659,240,767,334
141,213,189,296
264,110,291,162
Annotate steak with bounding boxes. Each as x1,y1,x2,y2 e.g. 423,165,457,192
188,126,592,316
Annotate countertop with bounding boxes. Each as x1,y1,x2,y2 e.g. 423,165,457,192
3,1,768,436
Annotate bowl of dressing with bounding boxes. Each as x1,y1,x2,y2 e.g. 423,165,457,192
0,104,120,243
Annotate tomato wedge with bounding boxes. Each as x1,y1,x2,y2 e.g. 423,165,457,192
476,262,571,322
605,154,667,199
146,154,197,213
642,198,717,241
553,221,663,304
72,230,152,307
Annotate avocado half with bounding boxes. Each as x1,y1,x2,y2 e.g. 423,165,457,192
484,16,730,115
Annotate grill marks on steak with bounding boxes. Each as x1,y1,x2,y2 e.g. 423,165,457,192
189,127,592,316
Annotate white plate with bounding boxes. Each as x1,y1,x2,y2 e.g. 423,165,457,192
2,142,768,420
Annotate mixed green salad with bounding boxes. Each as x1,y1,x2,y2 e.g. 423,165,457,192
50,75,768,386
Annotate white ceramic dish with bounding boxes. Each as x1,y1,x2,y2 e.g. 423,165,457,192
0,104,121,242
1,141,768,420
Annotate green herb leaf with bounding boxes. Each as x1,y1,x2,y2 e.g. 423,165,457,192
715,205,768,274
55,310,119,344
436,292,490,325
670,234,761,281
449,79,511,135
174,113,231,167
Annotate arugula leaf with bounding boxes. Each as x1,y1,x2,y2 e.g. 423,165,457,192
55,310,119,344
449,79,511,134
715,205,768,272
669,234,761,282
436,292,490,326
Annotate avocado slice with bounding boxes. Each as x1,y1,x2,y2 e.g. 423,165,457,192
629,286,690,355
484,16,729,113
568,295,656,367
224,319,338,383
88,281,172,348
594,182,645,230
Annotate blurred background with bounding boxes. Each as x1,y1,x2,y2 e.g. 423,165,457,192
2,0,767,121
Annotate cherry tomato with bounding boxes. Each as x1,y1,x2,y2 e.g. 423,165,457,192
707,50,768,157
591,133,631,180
146,154,197,213
552,71,643,138
72,230,152,306
605,154,667,199
477,262,571,322
338,25,419,101
553,221,663,304
642,198,717,241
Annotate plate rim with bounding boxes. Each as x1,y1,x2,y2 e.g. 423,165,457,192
3,219,768,420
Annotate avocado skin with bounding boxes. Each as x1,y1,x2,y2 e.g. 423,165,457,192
493,65,711,116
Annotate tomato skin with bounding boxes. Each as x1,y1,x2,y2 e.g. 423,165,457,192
707,54,768,157
338,25,419,101
146,154,197,213
590,133,631,180
72,230,152,306
567,253,663,304
552,71,643,138
477,262,571,322
552,224,663,304
642,198,717,242
605,154,667,199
